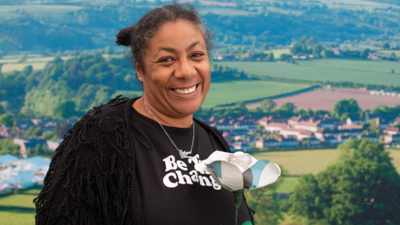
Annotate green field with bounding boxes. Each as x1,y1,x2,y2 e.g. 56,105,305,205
0,5,82,19
1,63,47,72
276,177,299,194
0,209,35,225
0,194,37,224
217,59,400,86
376,50,400,57
263,49,291,59
0,194,36,209
0,56,73,72
20,186,42,195
203,80,309,108
252,149,338,176
253,148,400,175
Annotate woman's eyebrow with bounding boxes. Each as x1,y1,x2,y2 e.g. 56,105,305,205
186,41,203,51
154,41,205,55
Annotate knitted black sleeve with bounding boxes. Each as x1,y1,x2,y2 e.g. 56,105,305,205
33,96,140,225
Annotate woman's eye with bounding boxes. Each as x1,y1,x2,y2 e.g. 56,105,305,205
160,57,172,62
193,52,204,57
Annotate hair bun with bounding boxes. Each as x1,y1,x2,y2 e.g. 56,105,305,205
116,26,134,46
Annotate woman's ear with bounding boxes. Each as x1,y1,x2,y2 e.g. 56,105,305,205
134,60,144,82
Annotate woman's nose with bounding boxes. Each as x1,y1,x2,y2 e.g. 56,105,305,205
174,59,196,80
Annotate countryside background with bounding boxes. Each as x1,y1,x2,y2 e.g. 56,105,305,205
1,0,400,224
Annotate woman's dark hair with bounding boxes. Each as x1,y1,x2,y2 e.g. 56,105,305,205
116,3,213,73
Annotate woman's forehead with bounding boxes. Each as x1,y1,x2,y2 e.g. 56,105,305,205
147,20,206,53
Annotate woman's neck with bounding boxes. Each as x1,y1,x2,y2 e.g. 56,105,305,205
132,97,193,128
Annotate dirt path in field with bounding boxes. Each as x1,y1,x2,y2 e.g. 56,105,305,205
246,88,400,110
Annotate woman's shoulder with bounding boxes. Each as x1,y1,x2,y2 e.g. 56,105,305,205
85,95,131,119
55,95,134,159
34,96,139,225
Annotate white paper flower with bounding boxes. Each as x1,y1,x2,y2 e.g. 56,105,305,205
195,151,281,191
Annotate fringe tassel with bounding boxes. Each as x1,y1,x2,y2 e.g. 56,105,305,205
33,96,137,225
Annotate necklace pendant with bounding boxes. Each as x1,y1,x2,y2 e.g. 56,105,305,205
178,149,192,159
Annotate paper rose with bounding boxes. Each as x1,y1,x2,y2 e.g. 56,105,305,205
195,151,281,191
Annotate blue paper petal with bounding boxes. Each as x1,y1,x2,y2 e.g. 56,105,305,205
206,161,222,179
247,159,270,190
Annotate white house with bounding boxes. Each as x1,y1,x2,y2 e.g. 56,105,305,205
255,138,280,149
280,128,313,141
262,122,287,133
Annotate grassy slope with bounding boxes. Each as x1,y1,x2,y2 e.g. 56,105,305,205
276,177,299,194
262,49,291,59
0,5,82,19
0,194,36,209
1,63,47,72
376,50,400,57
253,148,400,175
0,209,35,225
388,149,400,172
0,56,73,72
0,193,38,224
203,80,308,108
217,59,400,86
252,149,339,176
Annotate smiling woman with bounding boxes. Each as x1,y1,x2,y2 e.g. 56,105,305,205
33,3,254,225
131,19,211,127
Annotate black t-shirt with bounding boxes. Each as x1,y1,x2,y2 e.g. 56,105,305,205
131,107,253,225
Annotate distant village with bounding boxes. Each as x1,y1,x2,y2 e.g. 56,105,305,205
198,113,400,152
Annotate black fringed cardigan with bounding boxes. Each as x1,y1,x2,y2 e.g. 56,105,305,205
33,95,254,225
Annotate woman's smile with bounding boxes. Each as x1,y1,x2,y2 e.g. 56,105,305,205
170,83,200,96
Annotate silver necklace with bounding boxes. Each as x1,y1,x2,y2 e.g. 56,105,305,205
143,99,195,159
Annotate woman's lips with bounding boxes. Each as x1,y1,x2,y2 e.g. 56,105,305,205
171,84,199,95
170,84,200,97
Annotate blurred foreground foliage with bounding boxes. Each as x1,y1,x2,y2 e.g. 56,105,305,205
288,138,400,225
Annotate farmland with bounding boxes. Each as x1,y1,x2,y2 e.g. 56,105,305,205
263,49,291,59
247,88,400,110
0,194,36,209
216,59,400,86
376,50,400,57
202,80,309,108
0,5,83,19
252,149,338,176
253,148,400,175
1,63,47,73
0,194,36,225
0,208,35,225
0,56,73,72
276,177,299,194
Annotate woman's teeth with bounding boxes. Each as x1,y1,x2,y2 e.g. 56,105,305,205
173,85,197,94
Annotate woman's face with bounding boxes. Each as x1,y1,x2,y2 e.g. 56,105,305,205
135,19,211,118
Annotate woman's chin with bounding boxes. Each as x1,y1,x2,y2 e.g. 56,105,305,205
172,101,202,116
